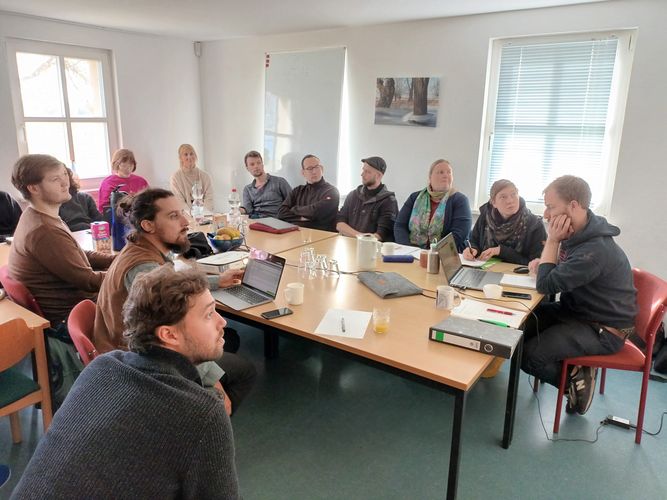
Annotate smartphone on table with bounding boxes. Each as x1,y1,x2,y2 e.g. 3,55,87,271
501,291,532,300
261,308,293,320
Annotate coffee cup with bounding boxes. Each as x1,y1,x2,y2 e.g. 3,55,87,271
436,285,462,310
381,242,397,255
284,282,305,305
483,284,503,300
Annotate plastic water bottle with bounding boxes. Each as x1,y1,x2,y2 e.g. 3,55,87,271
228,188,241,227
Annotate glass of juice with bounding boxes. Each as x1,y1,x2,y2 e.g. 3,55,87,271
372,307,391,334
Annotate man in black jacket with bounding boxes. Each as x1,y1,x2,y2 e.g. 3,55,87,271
522,175,637,416
277,154,340,231
336,156,398,242
0,190,22,239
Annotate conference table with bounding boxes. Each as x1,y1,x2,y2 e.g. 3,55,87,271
216,231,542,500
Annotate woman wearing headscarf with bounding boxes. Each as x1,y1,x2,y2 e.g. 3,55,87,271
394,159,472,251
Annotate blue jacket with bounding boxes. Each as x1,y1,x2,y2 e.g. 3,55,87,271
394,190,472,251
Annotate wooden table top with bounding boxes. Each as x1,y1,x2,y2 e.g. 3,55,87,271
0,297,49,330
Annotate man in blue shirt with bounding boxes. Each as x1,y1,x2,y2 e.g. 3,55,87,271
241,150,292,218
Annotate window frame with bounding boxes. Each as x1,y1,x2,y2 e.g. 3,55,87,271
5,38,119,183
475,29,636,217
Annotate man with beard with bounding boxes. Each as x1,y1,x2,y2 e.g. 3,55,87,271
12,266,240,498
336,156,398,241
240,150,292,218
8,154,114,326
93,188,256,414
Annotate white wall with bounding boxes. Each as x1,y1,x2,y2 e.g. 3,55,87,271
0,12,203,196
200,0,667,279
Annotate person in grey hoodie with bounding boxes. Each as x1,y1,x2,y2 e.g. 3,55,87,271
336,156,398,242
522,175,637,416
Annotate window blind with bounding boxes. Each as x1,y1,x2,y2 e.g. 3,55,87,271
487,38,618,209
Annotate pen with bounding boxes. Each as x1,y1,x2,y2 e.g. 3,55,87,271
466,240,475,258
486,308,514,316
341,317,346,333
478,319,510,328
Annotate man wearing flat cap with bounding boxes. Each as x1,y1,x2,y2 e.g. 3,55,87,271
336,156,398,241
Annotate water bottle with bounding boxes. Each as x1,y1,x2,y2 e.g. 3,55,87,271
228,188,241,228
191,181,205,224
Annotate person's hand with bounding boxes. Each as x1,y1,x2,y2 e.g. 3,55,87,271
218,268,244,288
479,246,500,261
213,381,232,416
528,258,541,276
547,214,574,242
462,247,478,260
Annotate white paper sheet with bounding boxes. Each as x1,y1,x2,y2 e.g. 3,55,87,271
315,308,371,339
458,254,487,268
392,244,422,256
500,274,537,289
451,298,524,328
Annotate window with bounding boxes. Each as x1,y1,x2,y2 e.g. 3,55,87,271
6,39,118,180
477,30,635,216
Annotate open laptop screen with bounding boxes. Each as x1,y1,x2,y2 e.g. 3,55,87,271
435,233,462,283
242,253,285,298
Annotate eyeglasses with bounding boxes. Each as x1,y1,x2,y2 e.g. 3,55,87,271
303,165,323,172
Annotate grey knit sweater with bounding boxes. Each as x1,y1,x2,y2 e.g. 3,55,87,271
11,347,240,499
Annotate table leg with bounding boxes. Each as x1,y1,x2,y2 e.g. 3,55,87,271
264,328,280,359
502,336,523,449
447,389,466,500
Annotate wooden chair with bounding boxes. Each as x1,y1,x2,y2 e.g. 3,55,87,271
0,265,44,316
0,318,52,443
553,268,667,443
67,299,98,366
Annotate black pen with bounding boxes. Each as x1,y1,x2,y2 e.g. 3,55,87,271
466,239,475,258
341,317,346,333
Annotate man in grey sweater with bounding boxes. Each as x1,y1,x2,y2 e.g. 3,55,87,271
12,265,240,499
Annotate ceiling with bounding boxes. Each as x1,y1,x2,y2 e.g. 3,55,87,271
0,0,608,41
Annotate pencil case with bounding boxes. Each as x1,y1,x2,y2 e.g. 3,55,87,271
382,255,415,263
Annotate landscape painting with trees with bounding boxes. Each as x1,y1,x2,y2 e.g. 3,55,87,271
374,77,439,127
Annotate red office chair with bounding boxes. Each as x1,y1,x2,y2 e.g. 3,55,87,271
67,300,98,366
0,265,45,317
553,268,667,443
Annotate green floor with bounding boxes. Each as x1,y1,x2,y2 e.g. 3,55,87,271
2,321,667,499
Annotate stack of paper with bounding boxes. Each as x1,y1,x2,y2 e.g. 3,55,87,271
500,274,537,289
450,298,524,328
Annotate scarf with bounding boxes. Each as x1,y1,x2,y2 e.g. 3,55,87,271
408,188,449,247
482,197,531,252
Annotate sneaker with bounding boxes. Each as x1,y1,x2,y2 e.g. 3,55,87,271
571,366,598,415
565,382,578,414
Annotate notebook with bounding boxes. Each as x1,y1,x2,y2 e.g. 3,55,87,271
212,252,286,310
436,233,502,291
249,217,299,234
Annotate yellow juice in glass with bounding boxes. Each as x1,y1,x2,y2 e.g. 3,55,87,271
373,321,390,334
372,307,390,333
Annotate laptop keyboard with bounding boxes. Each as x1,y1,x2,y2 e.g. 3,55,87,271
227,286,267,304
457,269,486,288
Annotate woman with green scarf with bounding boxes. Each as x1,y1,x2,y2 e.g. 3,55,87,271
394,159,472,251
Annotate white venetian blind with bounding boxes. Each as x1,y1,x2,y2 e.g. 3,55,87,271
486,37,619,210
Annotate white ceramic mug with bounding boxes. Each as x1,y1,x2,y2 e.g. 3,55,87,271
436,285,462,310
483,283,503,300
381,242,397,255
284,282,305,305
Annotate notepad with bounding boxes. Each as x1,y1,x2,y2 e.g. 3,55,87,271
500,274,537,289
315,309,371,339
451,298,524,329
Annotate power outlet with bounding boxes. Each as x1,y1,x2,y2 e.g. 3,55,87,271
606,415,632,429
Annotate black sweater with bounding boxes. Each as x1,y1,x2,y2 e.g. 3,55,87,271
469,201,546,265
12,348,239,499
0,190,22,236
536,211,637,329
277,177,340,231
336,184,398,241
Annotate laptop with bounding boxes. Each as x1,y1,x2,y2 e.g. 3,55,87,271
212,252,286,310
436,233,502,291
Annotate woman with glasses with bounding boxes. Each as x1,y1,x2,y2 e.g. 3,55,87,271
462,179,546,265
394,159,471,251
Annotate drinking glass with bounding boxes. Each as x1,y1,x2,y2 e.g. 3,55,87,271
372,307,391,334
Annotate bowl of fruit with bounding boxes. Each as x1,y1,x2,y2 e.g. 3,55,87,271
208,227,243,252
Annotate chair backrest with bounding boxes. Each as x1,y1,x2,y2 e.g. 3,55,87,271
67,299,98,366
0,318,35,371
0,265,45,317
633,268,667,357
